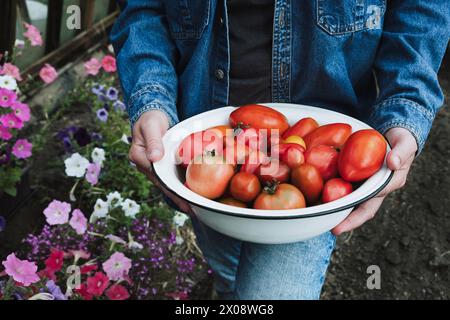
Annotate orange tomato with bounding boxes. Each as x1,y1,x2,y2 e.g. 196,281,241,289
282,117,319,139
291,164,324,205
253,183,306,210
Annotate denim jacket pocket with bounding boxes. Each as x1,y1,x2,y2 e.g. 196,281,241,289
164,0,211,40
316,0,386,36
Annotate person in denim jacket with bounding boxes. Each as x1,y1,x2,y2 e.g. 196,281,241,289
111,0,450,299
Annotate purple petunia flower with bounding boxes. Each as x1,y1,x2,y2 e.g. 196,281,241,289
113,100,126,112
96,108,108,122
46,280,67,300
106,87,119,101
91,83,105,96
91,132,103,141
73,127,92,147
0,148,11,165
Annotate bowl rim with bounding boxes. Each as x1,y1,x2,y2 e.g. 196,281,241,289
151,103,394,220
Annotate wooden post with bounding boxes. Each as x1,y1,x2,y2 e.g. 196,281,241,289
0,0,18,59
80,0,95,31
46,0,64,54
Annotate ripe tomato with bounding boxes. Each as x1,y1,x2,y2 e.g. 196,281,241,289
305,145,339,181
186,154,235,199
177,130,224,168
322,178,353,203
208,125,234,147
240,149,269,174
291,164,324,205
303,123,352,150
253,183,306,210
218,197,248,208
256,159,290,184
229,172,261,203
281,146,305,169
338,129,387,182
271,143,305,158
282,117,319,139
229,104,290,136
233,125,267,151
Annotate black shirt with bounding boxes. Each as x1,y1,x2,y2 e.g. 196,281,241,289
227,0,274,106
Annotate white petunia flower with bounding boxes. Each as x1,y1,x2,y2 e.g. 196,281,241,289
121,199,140,218
173,212,189,228
120,134,130,145
91,147,105,165
128,240,143,251
106,191,123,209
92,198,109,219
64,153,90,177
175,235,184,245
0,75,18,91
15,39,25,48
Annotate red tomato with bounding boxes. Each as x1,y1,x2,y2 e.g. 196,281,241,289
322,178,353,203
253,183,306,210
338,129,387,182
234,126,267,151
230,172,261,202
281,146,305,169
229,104,290,137
282,117,319,139
218,197,248,208
303,123,352,150
305,145,339,181
240,149,269,174
291,164,324,204
186,154,235,199
256,159,290,184
271,143,305,158
177,130,224,168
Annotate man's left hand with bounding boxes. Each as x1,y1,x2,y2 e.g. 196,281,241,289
332,127,418,235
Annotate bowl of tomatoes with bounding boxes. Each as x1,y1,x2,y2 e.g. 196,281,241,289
152,103,393,244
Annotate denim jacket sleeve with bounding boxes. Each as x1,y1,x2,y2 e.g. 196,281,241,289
110,0,179,128
368,0,450,153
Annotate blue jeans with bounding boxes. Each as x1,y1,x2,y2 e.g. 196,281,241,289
191,217,336,300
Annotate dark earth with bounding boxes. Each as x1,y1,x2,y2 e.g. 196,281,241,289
1,50,450,300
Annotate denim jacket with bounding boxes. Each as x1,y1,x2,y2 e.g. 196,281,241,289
111,0,450,153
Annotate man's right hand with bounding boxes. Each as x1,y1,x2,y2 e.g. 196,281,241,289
129,110,194,215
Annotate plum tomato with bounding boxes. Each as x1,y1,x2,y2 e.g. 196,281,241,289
229,104,290,137
229,172,262,203
282,117,319,139
291,164,324,205
322,178,353,203
256,159,290,184
338,129,387,182
240,148,269,174
281,145,305,169
253,183,306,210
305,145,339,181
303,123,352,150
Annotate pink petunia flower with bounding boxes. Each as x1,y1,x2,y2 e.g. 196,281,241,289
2,253,40,286
23,23,43,46
0,63,22,81
0,126,12,141
0,114,23,129
106,284,130,300
84,58,102,76
101,55,117,73
43,200,71,225
12,139,32,159
0,88,17,108
85,162,101,186
11,102,31,122
39,64,58,84
69,209,88,235
86,272,109,297
102,252,132,281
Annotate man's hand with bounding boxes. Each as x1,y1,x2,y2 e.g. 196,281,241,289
129,110,194,215
332,127,418,235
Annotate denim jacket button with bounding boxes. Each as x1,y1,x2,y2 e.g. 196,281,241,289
215,69,225,80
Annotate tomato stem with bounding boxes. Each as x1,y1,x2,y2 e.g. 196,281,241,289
263,181,280,195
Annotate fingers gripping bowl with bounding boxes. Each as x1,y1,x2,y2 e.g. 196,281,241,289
152,103,393,244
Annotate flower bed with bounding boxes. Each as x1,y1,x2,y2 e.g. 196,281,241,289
0,24,209,300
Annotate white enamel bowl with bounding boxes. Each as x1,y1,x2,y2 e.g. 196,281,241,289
152,103,393,244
